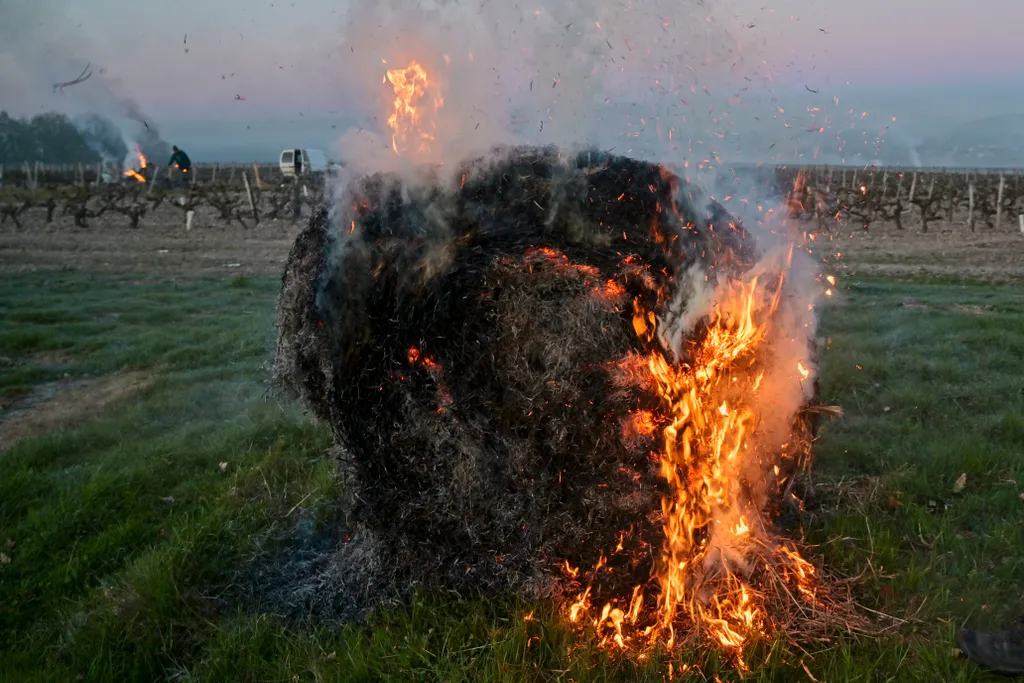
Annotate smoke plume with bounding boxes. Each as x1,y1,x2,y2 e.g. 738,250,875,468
332,0,774,178
0,0,171,166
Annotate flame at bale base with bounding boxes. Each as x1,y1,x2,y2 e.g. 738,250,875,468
563,244,834,666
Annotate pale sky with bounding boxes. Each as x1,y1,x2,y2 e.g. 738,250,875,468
11,0,1015,110
2,0,1022,163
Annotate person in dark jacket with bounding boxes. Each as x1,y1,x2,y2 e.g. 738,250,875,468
168,145,192,174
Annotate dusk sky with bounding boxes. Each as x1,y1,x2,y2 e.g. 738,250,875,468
2,0,1022,164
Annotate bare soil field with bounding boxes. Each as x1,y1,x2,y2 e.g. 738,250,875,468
825,221,1024,282
0,205,301,276
2,204,1023,281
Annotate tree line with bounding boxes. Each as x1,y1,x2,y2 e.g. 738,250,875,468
0,111,127,165
0,172,326,231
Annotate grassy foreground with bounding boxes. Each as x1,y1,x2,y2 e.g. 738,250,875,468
1,271,1022,682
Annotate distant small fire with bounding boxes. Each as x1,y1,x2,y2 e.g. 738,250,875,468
124,145,148,183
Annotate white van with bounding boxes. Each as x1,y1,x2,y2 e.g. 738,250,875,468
279,149,329,177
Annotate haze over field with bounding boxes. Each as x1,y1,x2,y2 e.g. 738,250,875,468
1,0,1022,166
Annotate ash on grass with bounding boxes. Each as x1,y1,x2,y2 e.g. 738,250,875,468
236,501,390,624
258,146,841,633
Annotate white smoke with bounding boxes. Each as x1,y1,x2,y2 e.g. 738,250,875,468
0,0,171,164
330,0,775,180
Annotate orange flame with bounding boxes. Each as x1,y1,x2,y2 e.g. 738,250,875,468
786,170,807,216
384,61,444,157
645,272,783,654
123,144,148,182
406,345,450,413
626,410,658,438
565,235,819,663
593,279,627,305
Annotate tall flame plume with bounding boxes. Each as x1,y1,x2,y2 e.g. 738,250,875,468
384,61,444,158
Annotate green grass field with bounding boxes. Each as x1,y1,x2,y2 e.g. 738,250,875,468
1,271,1022,682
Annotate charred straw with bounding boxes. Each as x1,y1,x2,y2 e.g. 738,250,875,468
272,145,807,616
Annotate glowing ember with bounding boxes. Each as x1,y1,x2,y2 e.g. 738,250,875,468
384,61,444,157
525,247,602,280
621,409,658,441
406,345,450,412
407,345,442,374
593,279,628,305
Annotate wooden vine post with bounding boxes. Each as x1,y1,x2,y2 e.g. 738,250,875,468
242,171,259,224
967,178,975,232
996,174,1005,230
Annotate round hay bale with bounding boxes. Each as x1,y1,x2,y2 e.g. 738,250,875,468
273,146,793,611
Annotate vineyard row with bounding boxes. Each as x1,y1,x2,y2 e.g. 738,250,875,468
776,167,1024,232
3,165,1024,233
0,161,310,190
0,175,328,230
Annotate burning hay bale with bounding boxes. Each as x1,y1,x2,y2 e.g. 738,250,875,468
274,146,851,658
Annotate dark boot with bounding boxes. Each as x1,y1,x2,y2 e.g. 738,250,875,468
958,616,1024,675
